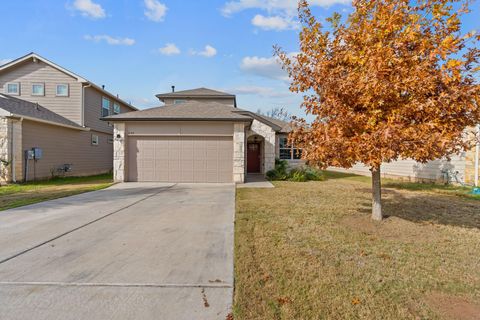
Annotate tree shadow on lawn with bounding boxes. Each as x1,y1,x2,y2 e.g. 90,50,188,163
357,188,480,229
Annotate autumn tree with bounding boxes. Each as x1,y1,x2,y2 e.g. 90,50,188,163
276,0,480,220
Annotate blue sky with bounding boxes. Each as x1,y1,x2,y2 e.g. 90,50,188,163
0,0,478,116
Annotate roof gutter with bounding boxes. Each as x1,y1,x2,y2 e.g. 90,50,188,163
7,114,91,131
100,117,253,123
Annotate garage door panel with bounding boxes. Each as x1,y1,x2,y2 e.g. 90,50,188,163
128,136,233,182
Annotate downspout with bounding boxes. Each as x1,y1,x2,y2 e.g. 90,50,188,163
475,124,480,188
81,83,92,127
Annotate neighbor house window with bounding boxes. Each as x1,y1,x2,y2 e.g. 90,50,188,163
6,82,20,95
113,102,120,114
56,84,69,97
32,83,45,96
102,97,110,117
91,134,99,146
279,137,302,160
174,99,186,104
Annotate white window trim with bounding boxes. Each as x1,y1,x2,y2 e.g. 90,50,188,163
32,83,45,96
279,137,302,160
102,97,110,117
56,84,69,97
6,82,20,95
91,134,99,146
113,102,120,114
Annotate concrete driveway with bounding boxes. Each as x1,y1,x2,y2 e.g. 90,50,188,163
0,183,235,320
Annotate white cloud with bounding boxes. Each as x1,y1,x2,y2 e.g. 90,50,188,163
72,0,106,19
240,55,288,80
191,45,218,58
158,43,181,56
0,59,12,66
251,14,298,31
144,0,167,22
84,35,135,46
229,86,291,98
222,0,351,16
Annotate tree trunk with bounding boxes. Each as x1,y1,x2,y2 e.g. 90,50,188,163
371,166,383,221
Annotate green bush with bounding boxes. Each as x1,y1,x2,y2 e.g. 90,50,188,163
266,159,325,182
266,159,289,180
288,167,325,182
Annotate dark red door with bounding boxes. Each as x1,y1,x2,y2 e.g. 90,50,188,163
247,143,261,173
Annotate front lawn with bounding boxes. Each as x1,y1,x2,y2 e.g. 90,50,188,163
0,173,114,211
235,172,480,319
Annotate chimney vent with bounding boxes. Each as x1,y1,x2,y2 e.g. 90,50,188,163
102,85,105,90
171,85,175,93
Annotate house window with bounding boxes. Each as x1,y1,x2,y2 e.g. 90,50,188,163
174,99,186,104
56,84,69,97
6,82,20,95
279,137,291,160
91,134,99,146
32,83,45,96
113,102,120,114
279,137,302,160
102,97,110,117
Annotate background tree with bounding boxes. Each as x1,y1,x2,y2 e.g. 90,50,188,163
257,106,293,122
276,0,480,220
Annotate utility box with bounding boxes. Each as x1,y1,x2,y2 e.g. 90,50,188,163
32,147,43,160
25,150,34,160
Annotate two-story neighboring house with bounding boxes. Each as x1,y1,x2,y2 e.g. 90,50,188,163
0,53,137,182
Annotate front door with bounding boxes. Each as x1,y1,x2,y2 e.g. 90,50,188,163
247,143,261,173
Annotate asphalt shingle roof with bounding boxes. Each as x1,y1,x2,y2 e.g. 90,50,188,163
156,87,235,99
104,101,251,121
103,100,292,133
0,94,84,129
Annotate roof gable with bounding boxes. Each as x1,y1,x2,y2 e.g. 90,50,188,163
0,52,86,82
0,52,138,111
156,87,235,98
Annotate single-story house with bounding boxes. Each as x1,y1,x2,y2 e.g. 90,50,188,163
104,88,302,183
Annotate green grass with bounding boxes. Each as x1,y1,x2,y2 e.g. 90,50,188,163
324,170,480,200
234,175,480,319
0,173,113,210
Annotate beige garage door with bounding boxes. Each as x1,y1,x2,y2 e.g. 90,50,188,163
128,136,233,183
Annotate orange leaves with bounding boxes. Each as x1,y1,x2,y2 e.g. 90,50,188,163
275,0,480,170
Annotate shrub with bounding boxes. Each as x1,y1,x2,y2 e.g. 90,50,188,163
266,159,325,182
266,159,289,180
288,167,325,182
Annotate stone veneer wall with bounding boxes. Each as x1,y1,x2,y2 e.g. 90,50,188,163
0,118,23,183
233,122,246,183
113,122,126,182
247,119,276,173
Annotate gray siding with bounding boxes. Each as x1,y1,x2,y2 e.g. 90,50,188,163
0,60,82,124
22,120,113,180
84,86,134,134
